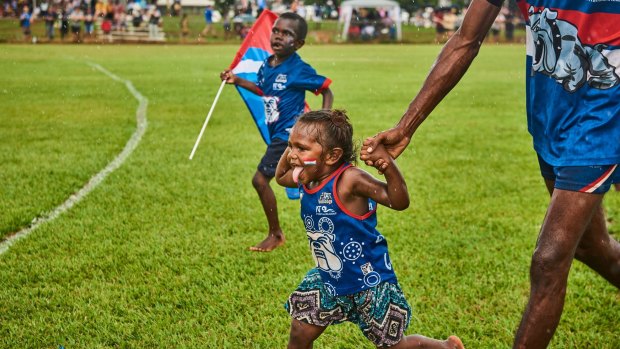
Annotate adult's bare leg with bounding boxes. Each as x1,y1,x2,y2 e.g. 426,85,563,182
542,179,620,287
514,185,604,349
574,202,620,287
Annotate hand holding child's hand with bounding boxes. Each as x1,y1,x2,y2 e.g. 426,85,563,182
360,127,410,174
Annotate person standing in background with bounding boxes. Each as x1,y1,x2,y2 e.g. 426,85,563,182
199,4,216,40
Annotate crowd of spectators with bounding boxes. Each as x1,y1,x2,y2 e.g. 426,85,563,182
4,0,163,42
411,5,521,43
3,0,521,44
346,7,396,41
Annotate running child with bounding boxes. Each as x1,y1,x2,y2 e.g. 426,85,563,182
275,110,464,349
220,12,333,252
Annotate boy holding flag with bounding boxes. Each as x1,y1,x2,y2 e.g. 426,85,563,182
220,12,333,252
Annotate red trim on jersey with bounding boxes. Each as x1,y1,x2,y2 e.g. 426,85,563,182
518,1,530,21
580,165,618,193
528,6,620,46
333,166,376,220
313,78,332,96
303,163,349,194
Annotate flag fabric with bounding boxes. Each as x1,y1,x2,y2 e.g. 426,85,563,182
229,10,279,145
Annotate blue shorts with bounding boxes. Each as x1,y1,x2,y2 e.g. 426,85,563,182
257,138,288,178
285,268,411,347
537,155,619,194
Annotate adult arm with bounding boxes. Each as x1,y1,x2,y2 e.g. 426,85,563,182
360,0,502,171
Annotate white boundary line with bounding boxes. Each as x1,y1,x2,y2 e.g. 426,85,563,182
0,63,148,256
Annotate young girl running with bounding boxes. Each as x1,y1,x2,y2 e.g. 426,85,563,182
276,110,464,349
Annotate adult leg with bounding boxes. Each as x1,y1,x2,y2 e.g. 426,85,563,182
542,179,620,287
389,335,464,349
513,183,604,349
287,319,326,349
574,196,620,287
250,170,285,252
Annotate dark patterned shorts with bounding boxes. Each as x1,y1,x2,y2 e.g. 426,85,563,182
285,269,411,347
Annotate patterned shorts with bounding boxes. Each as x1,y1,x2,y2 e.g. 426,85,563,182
285,269,412,347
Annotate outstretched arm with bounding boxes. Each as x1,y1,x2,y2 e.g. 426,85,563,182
220,69,263,95
361,0,502,171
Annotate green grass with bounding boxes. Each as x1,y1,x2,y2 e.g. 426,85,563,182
1,44,619,348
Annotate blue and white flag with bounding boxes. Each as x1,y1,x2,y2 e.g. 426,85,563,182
229,9,278,144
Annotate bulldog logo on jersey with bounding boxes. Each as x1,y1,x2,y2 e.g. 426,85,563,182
263,96,280,124
304,216,343,279
529,6,619,92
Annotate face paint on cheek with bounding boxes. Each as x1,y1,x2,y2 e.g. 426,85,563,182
303,159,317,166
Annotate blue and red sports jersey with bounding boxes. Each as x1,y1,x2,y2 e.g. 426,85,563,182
299,163,398,297
517,0,620,166
256,53,331,142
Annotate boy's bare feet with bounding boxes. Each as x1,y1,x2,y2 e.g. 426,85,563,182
446,336,464,349
249,232,285,252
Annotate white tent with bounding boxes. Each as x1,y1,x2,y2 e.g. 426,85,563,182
338,0,402,41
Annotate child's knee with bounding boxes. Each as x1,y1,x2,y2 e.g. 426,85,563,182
252,172,270,189
288,319,320,348
288,323,310,347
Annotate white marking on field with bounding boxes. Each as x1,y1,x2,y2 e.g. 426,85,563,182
0,63,148,256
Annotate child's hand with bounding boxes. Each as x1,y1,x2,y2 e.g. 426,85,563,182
220,70,236,84
363,143,394,174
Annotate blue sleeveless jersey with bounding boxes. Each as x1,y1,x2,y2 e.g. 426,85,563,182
299,164,398,296
517,0,620,166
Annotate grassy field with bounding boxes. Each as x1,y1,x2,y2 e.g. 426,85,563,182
1,44,618,348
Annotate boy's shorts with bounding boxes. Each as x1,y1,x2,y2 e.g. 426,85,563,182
537,155,619,194
257,138,288,178
285,268,411,348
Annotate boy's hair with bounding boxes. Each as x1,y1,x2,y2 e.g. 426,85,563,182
297,110,356,164
279,12,308,40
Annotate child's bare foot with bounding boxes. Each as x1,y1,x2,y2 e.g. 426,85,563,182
446,336,464,349
248,232,285,252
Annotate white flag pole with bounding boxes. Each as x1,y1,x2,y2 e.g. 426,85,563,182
189,79,227,160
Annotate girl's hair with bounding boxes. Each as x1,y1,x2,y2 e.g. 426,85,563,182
297,109,356,164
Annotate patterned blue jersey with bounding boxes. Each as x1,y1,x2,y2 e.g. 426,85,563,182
517,0,620,166
299,164,398,296
256,53,331,142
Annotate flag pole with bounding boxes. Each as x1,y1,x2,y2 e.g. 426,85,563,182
189,79,227,160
